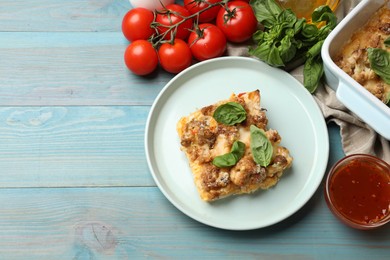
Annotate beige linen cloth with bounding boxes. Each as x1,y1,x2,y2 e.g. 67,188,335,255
227,0,390,162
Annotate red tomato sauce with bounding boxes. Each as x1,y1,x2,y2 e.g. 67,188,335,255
329,160,390,224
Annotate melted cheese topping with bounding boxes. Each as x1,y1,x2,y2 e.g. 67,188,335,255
177,90,293,201
335,5,390,103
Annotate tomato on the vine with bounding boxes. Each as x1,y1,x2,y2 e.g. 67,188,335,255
155,4,193,40
188,23,226,61
158,39,193,74
122,8,154,42
216,1,257,43
183,0,222,23
124,40,158,76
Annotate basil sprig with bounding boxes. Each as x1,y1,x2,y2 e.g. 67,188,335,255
250,125,273,167
367,47,390,85
212,141,246,168
213,102,247,125
366,37,390,105
249,0,337,93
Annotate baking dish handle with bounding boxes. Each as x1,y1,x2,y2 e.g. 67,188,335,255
336,82,390,140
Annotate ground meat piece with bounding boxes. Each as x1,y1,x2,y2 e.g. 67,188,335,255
186,145,200,162
201,164,230,191
201,105,215,116
181,116,218,148
379,23,390,34
249,166,267,184
217,125,239,146
242,110,268,129
180,138,192,147
197,126,217,147
267,155,290,176
272,155,288,168
266,129,281,144
230,156,258,186
183,119,200,138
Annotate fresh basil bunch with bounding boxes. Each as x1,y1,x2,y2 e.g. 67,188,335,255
249,0,337,93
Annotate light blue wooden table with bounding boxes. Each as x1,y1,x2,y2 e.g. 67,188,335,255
0,0,388,258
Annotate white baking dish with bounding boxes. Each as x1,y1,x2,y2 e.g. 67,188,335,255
322,0,390,140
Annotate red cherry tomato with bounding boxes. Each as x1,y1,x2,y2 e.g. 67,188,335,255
122,8,155,42
188,23,227,61
124,40,158,76
158,39,193,74
183,0,222,23
216,1,257,43
156,4,193,40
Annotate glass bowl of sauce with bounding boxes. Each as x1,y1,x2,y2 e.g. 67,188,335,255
324,154,390,229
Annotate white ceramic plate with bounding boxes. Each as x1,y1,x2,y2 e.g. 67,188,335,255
145,57,329,230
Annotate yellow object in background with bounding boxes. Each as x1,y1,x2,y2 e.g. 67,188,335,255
277,0,340,21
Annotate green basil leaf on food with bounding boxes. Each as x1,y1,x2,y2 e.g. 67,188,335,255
367,48,390,84
212,141,246,168
212,153,237,168
231,140,246,161
213,102,247,125
385,37,390,47
250,125,273,167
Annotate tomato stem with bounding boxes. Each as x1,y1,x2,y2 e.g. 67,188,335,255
150,0,229,48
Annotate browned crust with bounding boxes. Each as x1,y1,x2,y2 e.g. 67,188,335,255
334,5,390,103
177,90,293,202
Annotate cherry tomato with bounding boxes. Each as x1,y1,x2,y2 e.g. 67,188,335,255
158,39,193,74
124,40,158,76
216,1,257,43
122,8,154,42
155,4,193,40
188,23,227,61
183,0,222,23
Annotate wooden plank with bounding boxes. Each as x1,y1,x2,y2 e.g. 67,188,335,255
0,106,155,187
0,0,131,32
0,0,186,33
0,187,388,259
0,32,173,106
0,105,344,189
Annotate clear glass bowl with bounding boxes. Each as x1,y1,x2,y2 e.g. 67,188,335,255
324,154,390,230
